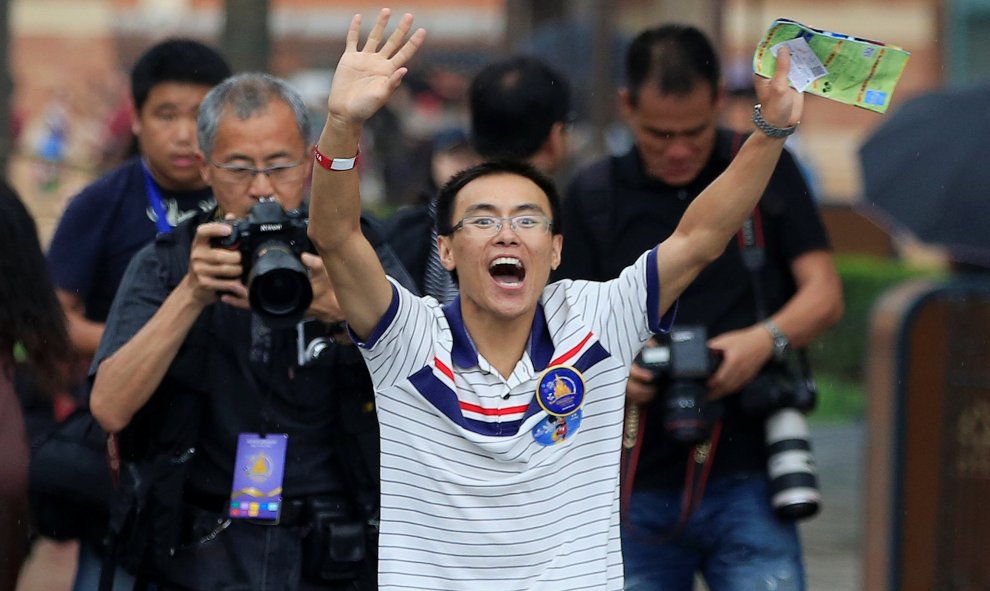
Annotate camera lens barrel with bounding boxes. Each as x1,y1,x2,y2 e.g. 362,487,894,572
765,408,821,520
248,240,313,328
662,381,720,444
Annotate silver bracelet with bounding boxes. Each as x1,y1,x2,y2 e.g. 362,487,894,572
752,104,797,138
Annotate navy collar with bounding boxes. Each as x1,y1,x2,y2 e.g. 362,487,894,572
442,296,556,372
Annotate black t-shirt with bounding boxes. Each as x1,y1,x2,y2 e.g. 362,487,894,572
557,129,830,488
384,199,433,297
47,156,214,323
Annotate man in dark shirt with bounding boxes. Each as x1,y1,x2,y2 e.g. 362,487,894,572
556,24,844,591
47,39,230,362
90,73,403,590
42,38,230,590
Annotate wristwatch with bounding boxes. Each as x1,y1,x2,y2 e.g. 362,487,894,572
752,104,798,138
763,320,790,361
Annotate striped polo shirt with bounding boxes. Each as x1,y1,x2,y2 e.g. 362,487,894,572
358,248,673,590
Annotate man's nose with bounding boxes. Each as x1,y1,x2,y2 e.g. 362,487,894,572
665,136,695,159
248,171,276,197
176,115,197,144
494,219,520,243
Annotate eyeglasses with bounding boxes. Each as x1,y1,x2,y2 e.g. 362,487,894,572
450,215,553,237
210,160,306,186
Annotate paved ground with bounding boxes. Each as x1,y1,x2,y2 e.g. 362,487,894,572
802,419,865,591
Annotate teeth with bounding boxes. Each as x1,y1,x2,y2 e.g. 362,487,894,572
490,257,522,269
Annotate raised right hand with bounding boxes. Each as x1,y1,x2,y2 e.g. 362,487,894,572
327,9,426,125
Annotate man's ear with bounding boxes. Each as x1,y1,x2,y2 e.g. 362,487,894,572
198,151,211,185
713,81,727,112
535,122,568,173
550,234,563,271
617,88,635,122
438,235,456,271
129,101,142,137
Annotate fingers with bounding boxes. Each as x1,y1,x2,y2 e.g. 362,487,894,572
190,223,246,299
378,11,411,55
353,9,425,63
390,26,427,68
626,363,658,405
770,46,792,89
362,8,391,52
345,13,361,51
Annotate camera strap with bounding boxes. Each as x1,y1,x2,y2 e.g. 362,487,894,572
618,132,748,543
620,412,723,544
734,145,816,387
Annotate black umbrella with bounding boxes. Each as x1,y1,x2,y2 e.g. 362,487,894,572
859,81,990,267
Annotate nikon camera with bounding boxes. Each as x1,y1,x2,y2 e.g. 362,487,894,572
211,198,313,328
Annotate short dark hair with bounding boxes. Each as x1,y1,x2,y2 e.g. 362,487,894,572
436,160,563,238
468,56,572,160
130,38,232,112
625,24,720,106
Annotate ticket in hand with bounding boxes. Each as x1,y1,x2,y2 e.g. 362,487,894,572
753,18,910,113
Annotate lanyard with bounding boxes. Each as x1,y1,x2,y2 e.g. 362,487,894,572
141,161,175,234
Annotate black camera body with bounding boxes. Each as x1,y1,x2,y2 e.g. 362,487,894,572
211,198,313,328
739,358,816,418
637,325,724,444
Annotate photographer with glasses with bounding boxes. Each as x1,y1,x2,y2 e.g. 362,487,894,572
90,73,411,590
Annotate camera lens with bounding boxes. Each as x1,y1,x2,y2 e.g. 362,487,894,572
248,241,313,327
662,381,715,443
765,408,821,520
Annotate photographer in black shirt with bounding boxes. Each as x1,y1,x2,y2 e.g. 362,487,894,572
555,25,843,591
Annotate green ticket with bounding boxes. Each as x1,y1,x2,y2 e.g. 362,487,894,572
753,18,910,113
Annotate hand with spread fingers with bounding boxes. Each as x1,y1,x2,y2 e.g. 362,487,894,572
327,9,426,126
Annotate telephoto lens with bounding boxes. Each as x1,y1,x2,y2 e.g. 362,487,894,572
765,408,821,520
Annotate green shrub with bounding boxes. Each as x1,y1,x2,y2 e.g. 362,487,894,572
809,254,944,381
808,254,944,420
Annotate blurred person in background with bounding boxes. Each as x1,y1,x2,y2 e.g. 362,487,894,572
385,127,480,300
0,180,73,591
555,24,843,591
40,38,230,591
47,39,231,371
386,55,572,303
468,55,572,176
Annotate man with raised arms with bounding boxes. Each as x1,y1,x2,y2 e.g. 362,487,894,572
308,9,802,590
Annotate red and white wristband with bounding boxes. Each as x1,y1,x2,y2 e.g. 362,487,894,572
313,146,359,171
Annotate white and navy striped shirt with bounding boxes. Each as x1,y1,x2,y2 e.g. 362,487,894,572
358,248,673,590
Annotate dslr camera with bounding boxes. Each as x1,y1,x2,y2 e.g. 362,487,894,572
635,325,723,444
739,358,816,417
211,198,313,328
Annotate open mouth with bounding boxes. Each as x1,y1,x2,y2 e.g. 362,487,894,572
489,256,525,286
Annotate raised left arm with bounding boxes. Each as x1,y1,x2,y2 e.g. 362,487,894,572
656,47,803,316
